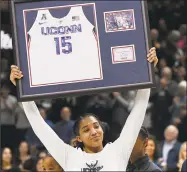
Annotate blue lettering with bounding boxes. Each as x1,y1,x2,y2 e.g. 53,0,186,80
73,24,82,32
64,26,72,34
41,27,47,35
50,27,58,35
41,24,82,35
58,26,64,34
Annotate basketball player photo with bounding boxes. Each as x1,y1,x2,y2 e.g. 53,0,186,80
23,3,103,87
104,9,136,33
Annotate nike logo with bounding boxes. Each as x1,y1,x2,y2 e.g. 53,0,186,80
39,22,47,25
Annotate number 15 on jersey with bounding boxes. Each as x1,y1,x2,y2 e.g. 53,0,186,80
54,36,72,55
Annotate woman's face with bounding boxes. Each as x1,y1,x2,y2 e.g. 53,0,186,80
159,59,167,69
77,116,104,149
19,141,29,154
42,157,62,171
145,139,156,158
2,148,12,163
36,159,43,172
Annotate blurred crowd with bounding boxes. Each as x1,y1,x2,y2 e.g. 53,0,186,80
0,0,186,172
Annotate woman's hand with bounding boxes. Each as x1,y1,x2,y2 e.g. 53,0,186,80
10,65,23,86
147,47,158,67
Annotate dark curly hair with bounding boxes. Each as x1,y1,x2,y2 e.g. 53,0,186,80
73,113,102,136
139,126,149,140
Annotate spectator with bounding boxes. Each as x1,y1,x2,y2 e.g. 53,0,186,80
145,136,158,163
110,91,135,141
15,141,32,170
53,106,75,144
175,66,186,83
158,125,181,172
1,58,9,80
161,67,178,96
177,24,186,49
0,83,18,149
22,158,35,172
25,107,52,150
35,158,44,172
25,106,54,151
177,107,187,142
157,19,168,42
60,106,72,121
177,142,187,171
150,77,173,140
181,159,187,172
86,93,113,122
170,80,187,126
39,106,54,127
25,127,44,152
151,28,161,49
158,59,167,76
14,103,30,148
1,147,20,172
176,81,186,104
127,126,162,172
42,155,63,171
160,30,184,68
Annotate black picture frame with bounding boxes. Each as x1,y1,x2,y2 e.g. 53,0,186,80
11,0,155,102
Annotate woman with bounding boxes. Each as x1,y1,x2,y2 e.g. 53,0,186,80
177,142,187,171
15,141,32,170
43,155,64,171
10,47,158,171
1,147,20,172
145,136,158,163
35,158,44,172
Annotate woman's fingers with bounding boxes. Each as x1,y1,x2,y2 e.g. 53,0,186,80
147,51,156,57
147,55,155,62
11,65,19,69
149,47,156,52
147,54,156,61
148,55,158,66
11,70,23,77
146,47,158,66
13,71,21,75
10,65,23,77
10,65,23,86
11,67,22,73
13,73,23,79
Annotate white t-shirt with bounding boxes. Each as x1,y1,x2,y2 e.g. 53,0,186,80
22,89,150,171
25,5,102,87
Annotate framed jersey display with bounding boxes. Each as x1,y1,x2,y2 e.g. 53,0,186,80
11,0,155,101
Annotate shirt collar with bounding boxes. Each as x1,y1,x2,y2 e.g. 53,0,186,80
164,140,177,145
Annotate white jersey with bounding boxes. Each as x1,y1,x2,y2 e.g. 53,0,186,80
25,5,102,87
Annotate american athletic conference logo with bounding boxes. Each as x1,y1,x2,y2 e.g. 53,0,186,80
81,160,103,172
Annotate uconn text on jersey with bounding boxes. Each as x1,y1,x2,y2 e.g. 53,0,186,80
41,24,82,35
